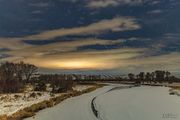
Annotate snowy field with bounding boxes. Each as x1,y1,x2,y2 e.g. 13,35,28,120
0,85,93,116
25,84,180,120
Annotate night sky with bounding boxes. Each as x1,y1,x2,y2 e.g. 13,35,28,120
0,0,179,76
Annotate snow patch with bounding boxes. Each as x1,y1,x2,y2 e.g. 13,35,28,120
72,85,93,91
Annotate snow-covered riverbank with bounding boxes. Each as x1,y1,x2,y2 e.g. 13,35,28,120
25,85,180,120
0,85,94,117
0,92,55,116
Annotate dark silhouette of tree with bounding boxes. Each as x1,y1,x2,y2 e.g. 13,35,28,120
165,71,171,82
37,74,74,93
155,70,165,83
138,72,145,84
145,72,151,83
23,63,38,83
128,73,135,81
127,71,179,84
151,72,155,83
0,62,38,93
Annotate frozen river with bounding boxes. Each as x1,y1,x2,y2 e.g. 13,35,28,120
25,85,180,120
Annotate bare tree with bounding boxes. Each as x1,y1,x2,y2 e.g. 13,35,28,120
23,63,38,83
0,62,21,93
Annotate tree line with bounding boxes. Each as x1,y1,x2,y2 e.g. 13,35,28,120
0,62,74,93
128,70,178,84
0,61,179,93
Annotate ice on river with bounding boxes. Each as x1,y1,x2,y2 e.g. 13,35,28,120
95,86,180,120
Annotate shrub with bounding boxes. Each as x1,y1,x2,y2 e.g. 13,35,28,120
29,92,37,98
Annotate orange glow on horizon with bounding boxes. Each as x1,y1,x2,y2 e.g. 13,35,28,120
56,61,99,69
32,60,107,70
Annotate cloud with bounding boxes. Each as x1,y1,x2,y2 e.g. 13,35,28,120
31,10,43,14
0,16,141,70
147,9,162,14
28,2,50,7
150,1,161,5
0,17,140,42
24,17,140,40
123,52,180,73
0,35,179,74
84,0,145,9
149,33,180,55
128,52,180,66
87,0,119,8
0,38,32,50
5,39,124,57
18,48,146,70
0,37,146,70
6,42,179,73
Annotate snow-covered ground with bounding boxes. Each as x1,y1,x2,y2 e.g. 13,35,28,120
0,92,54,116
0,85,94,116
25,85,180,120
